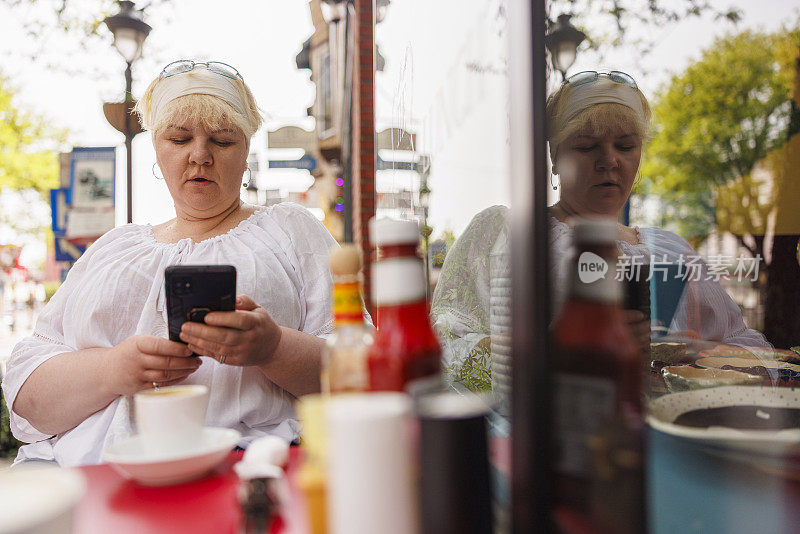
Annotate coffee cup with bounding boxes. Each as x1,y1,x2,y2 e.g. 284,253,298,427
134,384,209,456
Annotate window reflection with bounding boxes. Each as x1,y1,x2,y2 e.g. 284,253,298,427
541,9,800,533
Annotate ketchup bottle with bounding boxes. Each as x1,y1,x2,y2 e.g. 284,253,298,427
551,219,645,534
367,218,441,392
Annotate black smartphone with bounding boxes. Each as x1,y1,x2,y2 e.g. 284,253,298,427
165,265,237,343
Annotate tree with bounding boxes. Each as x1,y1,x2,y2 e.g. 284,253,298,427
641,27,800,347
549,0,741,59
0,74,63,192
0,71,65,257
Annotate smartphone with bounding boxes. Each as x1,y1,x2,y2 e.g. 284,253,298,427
165,265,237,344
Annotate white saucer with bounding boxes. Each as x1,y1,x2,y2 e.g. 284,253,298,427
102,427,241,486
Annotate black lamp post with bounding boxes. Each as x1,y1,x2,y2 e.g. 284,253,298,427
544,14,585,80
103,0,151,224
417,155,431,299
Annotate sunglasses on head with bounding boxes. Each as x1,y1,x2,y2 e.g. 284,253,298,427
564,70,637,89
159,60,242,81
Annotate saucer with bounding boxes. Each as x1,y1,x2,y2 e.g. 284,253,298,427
102,427,241,486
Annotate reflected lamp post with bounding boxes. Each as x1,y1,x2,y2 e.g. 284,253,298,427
103,0,151,224
417,156,432,299
544,14,585,80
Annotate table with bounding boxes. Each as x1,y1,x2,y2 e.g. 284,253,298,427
74,448,309,534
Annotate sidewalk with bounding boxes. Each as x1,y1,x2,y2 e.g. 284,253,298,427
0,308,35,376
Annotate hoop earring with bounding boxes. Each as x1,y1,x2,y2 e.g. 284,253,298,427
242,167,252,188
550,171,559,190
152,163,163,180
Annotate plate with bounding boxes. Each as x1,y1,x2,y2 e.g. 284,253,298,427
647,386,800,456
661,365,763,392
0,466,86,534
697,346,799,361
101,427,241,486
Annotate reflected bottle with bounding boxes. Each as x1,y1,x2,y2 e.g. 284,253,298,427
321,244,373,394
551,219,645,534
367,218,441,392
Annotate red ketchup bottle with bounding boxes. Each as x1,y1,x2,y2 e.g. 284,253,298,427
367,218,441,392
551,219,645,534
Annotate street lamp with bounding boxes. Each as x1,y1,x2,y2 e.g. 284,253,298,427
544,14,585,80
103,0,151,224
320,0,347,24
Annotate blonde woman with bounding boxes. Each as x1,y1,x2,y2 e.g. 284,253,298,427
2,60,337,465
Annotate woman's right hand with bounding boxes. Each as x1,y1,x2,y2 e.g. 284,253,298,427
108,335,201,395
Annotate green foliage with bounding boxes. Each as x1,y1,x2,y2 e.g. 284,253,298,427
641,28,799,239
43,280,61,302
0,0,172,66
643,29,795,192
0,392,21,459
0,74,64,192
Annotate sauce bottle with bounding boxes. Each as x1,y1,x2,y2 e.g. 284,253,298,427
367,218,441,392
551,219,645,534
321,244,373,394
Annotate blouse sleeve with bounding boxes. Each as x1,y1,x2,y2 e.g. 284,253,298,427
647,228,770,348
267,203,340,338
431,206,508,391
1,227,128,443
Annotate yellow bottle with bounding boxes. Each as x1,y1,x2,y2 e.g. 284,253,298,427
321,245,373,394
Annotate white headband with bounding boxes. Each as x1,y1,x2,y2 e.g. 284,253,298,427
148,68,246,126
554,77,645,136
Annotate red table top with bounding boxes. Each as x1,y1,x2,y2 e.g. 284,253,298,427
74,447,309,534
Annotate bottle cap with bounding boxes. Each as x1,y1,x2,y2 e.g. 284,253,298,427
329,244,361,276
369,218,420,246
573,218,618,244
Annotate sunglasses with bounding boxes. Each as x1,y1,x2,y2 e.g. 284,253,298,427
159,60,242,81
564,70,638,89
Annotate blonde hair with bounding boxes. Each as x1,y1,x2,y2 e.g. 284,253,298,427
546,83,651,162
134,70,263,138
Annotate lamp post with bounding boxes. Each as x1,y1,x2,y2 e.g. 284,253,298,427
103,0,151,224
417,155,432,299
544,14,585,80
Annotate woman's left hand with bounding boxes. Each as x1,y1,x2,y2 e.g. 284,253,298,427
179,295,282,367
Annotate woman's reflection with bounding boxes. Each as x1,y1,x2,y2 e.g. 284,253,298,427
432,70,770,396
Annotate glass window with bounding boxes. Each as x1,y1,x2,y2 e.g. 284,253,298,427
376,0,513,530
545,2,800,532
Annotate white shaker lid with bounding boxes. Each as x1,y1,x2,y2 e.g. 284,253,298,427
369,217,420,247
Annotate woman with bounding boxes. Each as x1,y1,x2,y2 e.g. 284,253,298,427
432,70,769,392
1,60,336,466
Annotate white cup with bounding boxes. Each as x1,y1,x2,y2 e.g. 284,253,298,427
326,392,418,534
134,384,209,456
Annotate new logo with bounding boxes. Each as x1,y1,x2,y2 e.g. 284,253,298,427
578,252,608,283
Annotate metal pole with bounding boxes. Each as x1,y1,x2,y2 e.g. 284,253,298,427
422,207,430,302
511,0,552,530
342,5,354,243
125,61,133,224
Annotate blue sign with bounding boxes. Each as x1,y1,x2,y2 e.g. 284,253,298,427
268,153,317,171
50,188,71,234
54,237,86,263
377,156,419,172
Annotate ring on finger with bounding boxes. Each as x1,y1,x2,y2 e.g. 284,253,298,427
218,354,227,365
153,381,159,389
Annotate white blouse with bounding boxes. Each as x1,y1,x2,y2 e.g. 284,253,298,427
2,203,338,466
